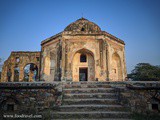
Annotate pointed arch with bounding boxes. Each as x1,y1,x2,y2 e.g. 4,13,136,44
110,52,122,81
72,48,95,82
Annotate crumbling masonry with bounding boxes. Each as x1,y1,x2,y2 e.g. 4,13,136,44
1,18,127,82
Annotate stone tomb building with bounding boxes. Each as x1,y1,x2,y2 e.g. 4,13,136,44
1,18,127,82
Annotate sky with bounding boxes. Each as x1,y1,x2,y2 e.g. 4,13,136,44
0,0,160,73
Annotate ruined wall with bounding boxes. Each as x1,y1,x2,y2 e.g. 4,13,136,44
115,82,160,114
1,52,40,82
0,82,62,119
41,38,62,81
1,18,127,82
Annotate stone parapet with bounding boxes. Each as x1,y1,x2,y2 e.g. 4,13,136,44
0,82,62,119
114,81,160,114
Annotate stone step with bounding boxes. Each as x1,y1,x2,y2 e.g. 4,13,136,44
64,81,113,85
51,118,134,120
54,82,132,119
64,84,112,89
64,93,116,99
63,98,117,105
63,88,115,93
51,111,131,119
54,105,129,112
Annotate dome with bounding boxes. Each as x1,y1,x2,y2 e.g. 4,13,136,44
64,18,101,32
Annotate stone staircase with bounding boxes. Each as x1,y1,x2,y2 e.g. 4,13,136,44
51,82,133,120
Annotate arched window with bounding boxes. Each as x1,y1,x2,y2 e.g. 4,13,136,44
16,57,19,63
80,54,87,62
81,27,85,31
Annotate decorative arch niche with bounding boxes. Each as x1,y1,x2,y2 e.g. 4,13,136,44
50,52,56,80
43,51,57,81
110,52,122,81
1,96,20,111
44,56,51,76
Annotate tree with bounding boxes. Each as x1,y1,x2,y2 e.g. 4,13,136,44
128,63,160,81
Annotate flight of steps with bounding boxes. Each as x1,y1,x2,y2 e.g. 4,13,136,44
51,82,133,120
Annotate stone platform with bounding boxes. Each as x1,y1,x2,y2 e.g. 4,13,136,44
0,81,160,119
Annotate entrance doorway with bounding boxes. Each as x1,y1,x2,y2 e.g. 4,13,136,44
79,68,88,81
72,49,95,82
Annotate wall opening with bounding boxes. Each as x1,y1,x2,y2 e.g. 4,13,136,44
7,69,12,82
36,57,40,62
14,67,19,82
1,97,19,112
7,104,14,111
152,104,159,111
16,57,20,63
24,63,38,82
79,68,88,81
80,54,87,62
81,27,85,31
72,49,95,82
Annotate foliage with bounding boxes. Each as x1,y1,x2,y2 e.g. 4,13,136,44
128,63,160,81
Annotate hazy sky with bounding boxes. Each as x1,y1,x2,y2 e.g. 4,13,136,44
0,0,160,73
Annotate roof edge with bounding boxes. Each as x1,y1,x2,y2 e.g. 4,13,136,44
41,32,62,45
11,51,40,53
102,31,125,45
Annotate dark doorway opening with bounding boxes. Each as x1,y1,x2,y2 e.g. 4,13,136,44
152,104,159,111
7,104,14,111
79,68,88,81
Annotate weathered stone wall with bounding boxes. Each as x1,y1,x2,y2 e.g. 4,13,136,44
40,18,127,82
62,35,103,81
41,38,62,81
40,32,127,82
0,82,62,118
105,36,126,81
60,33,126,81
1,18,127,82
115,82,160,114
1,52,40,82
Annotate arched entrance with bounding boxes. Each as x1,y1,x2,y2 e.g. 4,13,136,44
110,52,122,81
0,96,20,112
72,49,95,82
23,63,38,82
